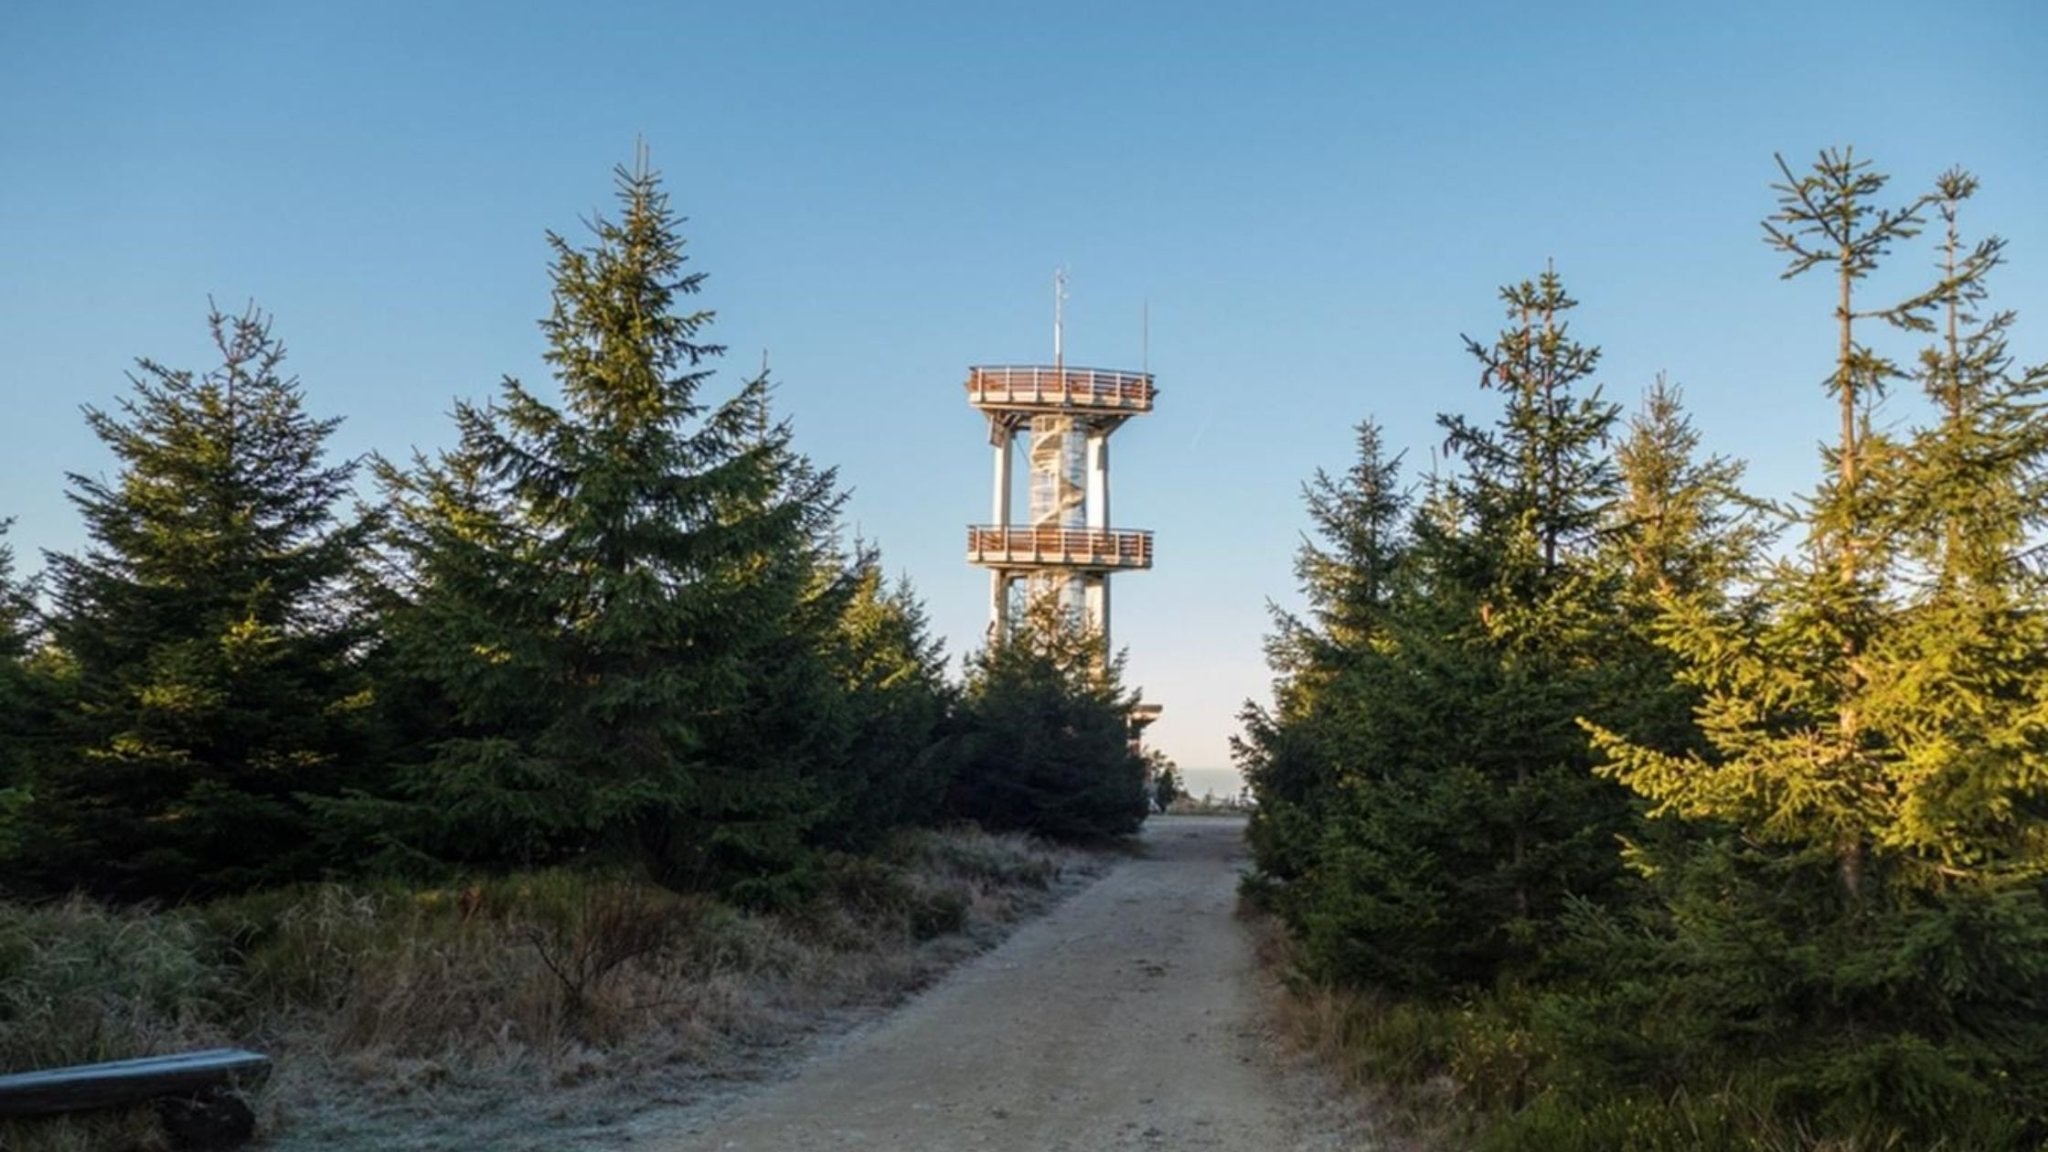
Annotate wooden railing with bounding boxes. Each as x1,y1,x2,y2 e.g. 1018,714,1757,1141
966,366,1155,411
967,526,1154,569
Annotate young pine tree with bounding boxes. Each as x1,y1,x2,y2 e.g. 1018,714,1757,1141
372,156,841,895
26,307,377,898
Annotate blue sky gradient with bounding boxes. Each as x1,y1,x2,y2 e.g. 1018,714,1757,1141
5,1,2045,775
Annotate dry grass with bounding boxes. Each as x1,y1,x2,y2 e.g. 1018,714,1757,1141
1248,906,1463,1152
0,899,240,1152
0,826,1102,1152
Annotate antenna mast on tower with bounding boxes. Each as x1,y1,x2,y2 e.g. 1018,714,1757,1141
1053,267,1067,371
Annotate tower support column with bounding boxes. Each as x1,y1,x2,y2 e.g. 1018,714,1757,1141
1083,573,1109,647
992,431,1013,528
1085,426,1110,530
989,422,1015,640
991,571,1012,640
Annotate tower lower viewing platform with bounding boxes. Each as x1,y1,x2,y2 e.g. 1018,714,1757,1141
967,526,1154,571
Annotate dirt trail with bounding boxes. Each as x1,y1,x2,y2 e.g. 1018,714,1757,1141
653,816,1368,1151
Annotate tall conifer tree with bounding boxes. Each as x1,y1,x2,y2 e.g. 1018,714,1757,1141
1866,170,2048,880
1422,269,1631,936
1590,150,1940,899
27,307,375,897
1246,271,1638,990
374,156,840,891
1238,420,1408,888
1567,156,2048,1143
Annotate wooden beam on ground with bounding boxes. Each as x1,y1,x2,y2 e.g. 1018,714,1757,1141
0,1048,271,1117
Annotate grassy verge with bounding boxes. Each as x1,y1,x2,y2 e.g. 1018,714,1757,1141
1250,912,1465,1152
1254,909,2015,1152
0,826,1102,1152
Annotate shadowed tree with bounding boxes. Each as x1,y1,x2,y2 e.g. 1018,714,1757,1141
811,552,953,849
1245,270,1638,990
949,591,1147,841
24,306,377,897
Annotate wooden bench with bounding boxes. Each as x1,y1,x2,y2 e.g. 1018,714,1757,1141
0,1048,270,1148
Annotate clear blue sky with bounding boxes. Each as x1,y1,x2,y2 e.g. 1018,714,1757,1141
5,2,2046,778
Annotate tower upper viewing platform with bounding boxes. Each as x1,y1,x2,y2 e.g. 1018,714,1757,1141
965,365,1156,417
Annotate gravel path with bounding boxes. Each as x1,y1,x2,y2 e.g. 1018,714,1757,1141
655,816,1369,1151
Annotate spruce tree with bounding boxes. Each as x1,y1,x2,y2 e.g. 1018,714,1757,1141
1590,149,1937,900
950,592,1146,841
1422,268,1631,939
813,553,951,849
1600,377,1766,758
1866,169,2048,881
373,156,841,894
1612,376,1761,607
1238,419,1408,888
0,522,31,655
1249,271,1639,990
26,307,376,898
1571,155,2048,1143
0,521,36,750
669,407,851,903
1281,419,1410,667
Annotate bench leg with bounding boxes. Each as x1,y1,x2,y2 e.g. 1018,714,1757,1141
156,1086,255,1150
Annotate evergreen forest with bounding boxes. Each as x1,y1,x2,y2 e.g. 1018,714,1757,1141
1240,149,2048,1147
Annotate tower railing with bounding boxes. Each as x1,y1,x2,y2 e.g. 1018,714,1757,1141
966,366,1156,412
967,525,1154,570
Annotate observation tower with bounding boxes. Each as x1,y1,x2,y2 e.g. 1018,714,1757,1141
966,284,1156,656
